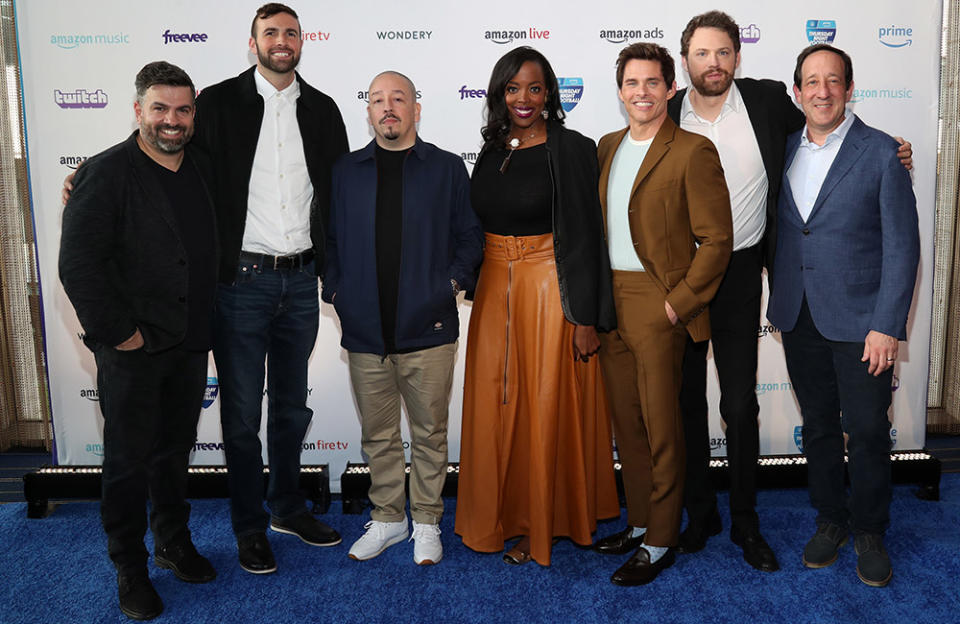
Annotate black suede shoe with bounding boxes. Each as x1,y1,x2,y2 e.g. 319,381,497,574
676,508,722,554
117,571,163,621
594,527,644,555
730,525,780,572
610,547,676,586
270,512,342,547
238,532,278,575
802,522,848,568
155,540,217,583
854,534,892,587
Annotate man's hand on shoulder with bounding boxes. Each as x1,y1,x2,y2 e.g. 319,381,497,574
894,136,912,171
62,170,77,205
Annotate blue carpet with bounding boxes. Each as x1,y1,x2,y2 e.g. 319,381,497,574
2,475,959,624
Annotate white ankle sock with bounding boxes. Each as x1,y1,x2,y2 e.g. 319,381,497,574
642,543,669,563
630,526,647,539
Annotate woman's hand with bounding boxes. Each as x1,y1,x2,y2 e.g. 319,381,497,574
573,325,600,362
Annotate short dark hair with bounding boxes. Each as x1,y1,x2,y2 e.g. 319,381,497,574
679,10,741,57
251,3,300,38
135,61,195,104
615,42,675,88
793,44,853,89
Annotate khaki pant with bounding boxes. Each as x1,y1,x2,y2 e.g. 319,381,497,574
348,342,457,524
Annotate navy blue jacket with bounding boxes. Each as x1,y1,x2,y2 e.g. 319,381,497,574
321,138,484,354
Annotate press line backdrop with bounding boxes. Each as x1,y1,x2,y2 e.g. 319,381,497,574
12,0,941,491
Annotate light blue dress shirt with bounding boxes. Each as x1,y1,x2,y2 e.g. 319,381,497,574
787,111,856,222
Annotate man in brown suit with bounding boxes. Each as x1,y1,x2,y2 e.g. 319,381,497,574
593,42,732,586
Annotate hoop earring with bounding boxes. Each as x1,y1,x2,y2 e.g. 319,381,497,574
541,109,549,119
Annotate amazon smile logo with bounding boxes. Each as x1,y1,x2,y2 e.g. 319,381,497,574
878,25,913,48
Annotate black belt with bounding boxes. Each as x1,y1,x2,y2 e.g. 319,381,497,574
238,249,314,271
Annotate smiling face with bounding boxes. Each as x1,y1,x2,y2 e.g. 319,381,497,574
134,85,195,155
682,26,740,98
249,11,302,78
793,49,853,143
367,72,420,150
618,58,676,140
504,60,547,132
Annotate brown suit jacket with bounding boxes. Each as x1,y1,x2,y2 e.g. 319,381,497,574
597,116,733,342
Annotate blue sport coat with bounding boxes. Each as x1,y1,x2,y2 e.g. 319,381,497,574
767,115,919,342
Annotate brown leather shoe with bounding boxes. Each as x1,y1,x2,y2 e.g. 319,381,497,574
610,547,676,586
594,527,644,555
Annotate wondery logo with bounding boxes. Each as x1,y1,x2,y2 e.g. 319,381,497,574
55,89,108,109
202,377,218,409
60,155,88,170
740,24,761,44
806,20,837,44
558,77,584,113
599,27,663,44
459,86,487,99
50,32,130,49
484,27,550,44
162,29,208,44
879,25,912,48
79,388,99,401
376,30,432,40
356,89,422,102
850,87,913,103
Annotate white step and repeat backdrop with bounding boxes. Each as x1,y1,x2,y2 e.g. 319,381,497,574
15,1,941,491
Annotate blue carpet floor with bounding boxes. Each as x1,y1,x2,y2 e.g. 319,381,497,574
2,475,959,624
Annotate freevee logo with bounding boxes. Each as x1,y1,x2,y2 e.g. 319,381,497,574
162,29,208,44
55,89,108,109
60,155,89,169
202,377,218,409
50,32,130,49
850,86,913,103
302,30,331,42
806,20,837,45
558,77,583,112
459,86,487,99
376,30,432,40
356,89,422,102
879,25,912,48
740,23,761,44
80,387,99,401
599,27,663,44
484,27,550,44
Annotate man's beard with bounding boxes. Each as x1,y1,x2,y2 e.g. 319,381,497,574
141,122,193,154
690,68,733,97
256,44,300,74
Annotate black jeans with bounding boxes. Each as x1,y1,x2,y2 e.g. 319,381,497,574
679,244,762,531
94,345,206,574
782,299,893,534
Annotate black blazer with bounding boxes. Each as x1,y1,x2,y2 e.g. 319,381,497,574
194,67,349,282
59,133,217,353
668,77,804,270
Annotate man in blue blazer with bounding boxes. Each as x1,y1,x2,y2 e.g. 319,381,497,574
767,44,920,588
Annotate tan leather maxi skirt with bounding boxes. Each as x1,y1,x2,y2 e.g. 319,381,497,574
455,233,619,566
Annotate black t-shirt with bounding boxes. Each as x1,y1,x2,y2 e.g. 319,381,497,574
471,143,552,236
375,144,408,354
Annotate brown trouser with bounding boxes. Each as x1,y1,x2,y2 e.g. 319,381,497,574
599,270,687,547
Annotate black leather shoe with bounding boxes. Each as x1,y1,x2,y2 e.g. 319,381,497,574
270,512,342,547
611,547,676,586
238,533,278,574
155,540,217,583
594,527,644,555
117,571,163,620
730,525,780,572
677,508,722,554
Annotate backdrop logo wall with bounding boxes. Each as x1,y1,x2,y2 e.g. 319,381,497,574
758,324,780,338
79,387,99,402
55,89,108,109
202,377,218,408
356,89,423,102
376,30,432,40
805,20,837,44
50,32,129,49
484,27,550,44
850,87,913,103
740,24,761,43
458,86,486,99
86,442,104,457
301,30,331,42
710,437,726,451
878,25,913,48
794,426,803,452
558,77,583,112
892,373,901,392
162,29,208,44
460,151,479,165
598,28,663,44
59,155,88,169
757,381,792,396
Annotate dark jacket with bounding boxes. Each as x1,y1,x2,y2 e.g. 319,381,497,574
321,138,484,355
473,122,617,331
668,78,804,271
59,132,217,353
194,66,348,282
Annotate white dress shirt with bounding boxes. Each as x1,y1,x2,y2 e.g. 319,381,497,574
787,111,856,223
242,69,314,256
607,133,652,271
680,83,768,251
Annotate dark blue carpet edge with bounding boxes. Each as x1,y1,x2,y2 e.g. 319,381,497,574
1,475,958,624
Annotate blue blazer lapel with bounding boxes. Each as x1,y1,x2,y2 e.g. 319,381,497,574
807,116,868,221
781,131,803,222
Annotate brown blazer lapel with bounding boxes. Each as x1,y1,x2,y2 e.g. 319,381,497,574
629,119,675,202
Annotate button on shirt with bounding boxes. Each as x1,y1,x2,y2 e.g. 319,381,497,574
243,69,314,256
680,83,767,251
787,111,856,223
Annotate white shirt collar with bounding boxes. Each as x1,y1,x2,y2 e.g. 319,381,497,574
253,67,300,100
680,81,743,124
799,110,856,148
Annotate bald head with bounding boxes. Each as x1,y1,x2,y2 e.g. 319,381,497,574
369,70,417,100
367,70,420,150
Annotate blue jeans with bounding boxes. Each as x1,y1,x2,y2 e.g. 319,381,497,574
214,256,319,537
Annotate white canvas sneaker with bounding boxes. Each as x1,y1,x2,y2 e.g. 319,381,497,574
348,519,409,561
411,521,442,565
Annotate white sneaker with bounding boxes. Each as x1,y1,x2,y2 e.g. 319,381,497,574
411,521,442,565
348,519,408,561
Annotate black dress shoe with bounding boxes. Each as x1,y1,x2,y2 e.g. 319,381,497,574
155,540,217,583
611,547,676,586
237,533,278,574
677,508,722,554
730,525,780,572
594,527,644,555
270,512,342,547
117,571,163,620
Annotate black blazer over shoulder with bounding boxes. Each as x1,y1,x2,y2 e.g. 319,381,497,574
194,66,349,282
